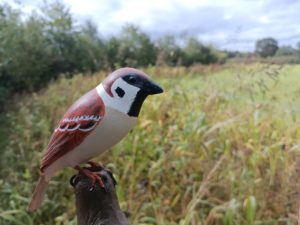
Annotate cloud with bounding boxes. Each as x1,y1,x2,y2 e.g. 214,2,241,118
2,0,300,51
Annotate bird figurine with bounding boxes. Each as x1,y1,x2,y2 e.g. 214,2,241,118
28,67,163,211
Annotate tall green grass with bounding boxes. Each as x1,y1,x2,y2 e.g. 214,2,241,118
1,64,300,224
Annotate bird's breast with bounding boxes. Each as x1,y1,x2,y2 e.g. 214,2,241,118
69,107,137,164
44,108,136,179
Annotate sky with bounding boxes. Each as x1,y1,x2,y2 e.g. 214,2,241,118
2,0,300,51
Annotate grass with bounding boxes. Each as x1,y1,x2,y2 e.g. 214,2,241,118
1,64,300,224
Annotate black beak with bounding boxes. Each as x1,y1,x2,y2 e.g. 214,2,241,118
145,80,164,95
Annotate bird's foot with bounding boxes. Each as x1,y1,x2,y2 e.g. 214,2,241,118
86,161,115,185
86,161,104,172
74,165,105,191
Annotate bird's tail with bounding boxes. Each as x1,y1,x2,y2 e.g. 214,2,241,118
28,175,48,211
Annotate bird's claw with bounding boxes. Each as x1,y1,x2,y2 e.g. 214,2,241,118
89,172,105,191
85,161,116,186
74,165,112,191
87,161,104,172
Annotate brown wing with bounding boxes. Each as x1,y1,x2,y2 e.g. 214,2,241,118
40,89,105,171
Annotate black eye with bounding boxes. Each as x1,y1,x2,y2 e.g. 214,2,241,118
128,76,137,84
115,87,125,98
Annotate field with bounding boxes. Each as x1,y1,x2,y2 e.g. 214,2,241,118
1,64,300,225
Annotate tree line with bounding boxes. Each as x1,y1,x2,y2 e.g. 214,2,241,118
1,1,300,109
0,2,226,109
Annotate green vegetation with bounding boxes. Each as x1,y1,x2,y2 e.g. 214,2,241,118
1,0,300,111
255,38,279,58
1,64,300,224
0,2,222,110
1,1,300,224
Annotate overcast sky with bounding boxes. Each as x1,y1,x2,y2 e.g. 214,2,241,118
3,0,300,51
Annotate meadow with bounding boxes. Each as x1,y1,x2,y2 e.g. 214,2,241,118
1,64,300,225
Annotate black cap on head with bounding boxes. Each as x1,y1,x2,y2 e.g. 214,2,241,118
122,74,164,95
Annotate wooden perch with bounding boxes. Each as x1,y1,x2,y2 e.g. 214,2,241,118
71,168,130,225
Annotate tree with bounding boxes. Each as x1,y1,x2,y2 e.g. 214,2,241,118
40,1,80,74
0,1,107,109
255,37,279,58
105,37,121,69
113,25,156,67
156,34,184,66
74,20,106,72
182,37,218,66
0,4,53,106
275,45,297,56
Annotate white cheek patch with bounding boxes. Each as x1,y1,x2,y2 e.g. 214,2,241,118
96,79,140,114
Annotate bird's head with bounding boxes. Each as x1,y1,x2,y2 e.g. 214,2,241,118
99,67,163,117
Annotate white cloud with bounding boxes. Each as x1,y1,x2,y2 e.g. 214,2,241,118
2,0,300,51
259,16,271,24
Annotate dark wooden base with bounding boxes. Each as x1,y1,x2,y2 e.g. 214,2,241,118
71,168,130,225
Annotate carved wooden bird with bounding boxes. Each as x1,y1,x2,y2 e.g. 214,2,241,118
28,67,163,211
